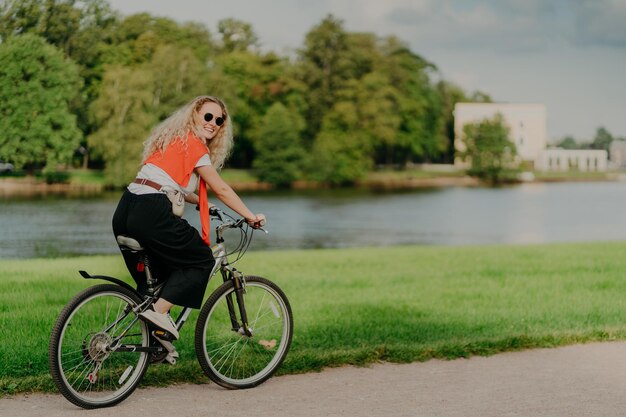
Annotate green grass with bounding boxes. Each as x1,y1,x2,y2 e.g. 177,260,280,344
220,169,258,183
365,167,465,182
67,169,106,185
3,242,626,396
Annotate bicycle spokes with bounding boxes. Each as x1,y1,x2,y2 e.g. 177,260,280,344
50,286,151,408
196,277,293,388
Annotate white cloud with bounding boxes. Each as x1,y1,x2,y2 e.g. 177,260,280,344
573,0,626,46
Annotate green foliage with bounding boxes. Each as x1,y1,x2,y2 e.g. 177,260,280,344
37,170,70,184
468,90,493,103
111,13,214,64
378,39,445,164
0,33,82,170
437,80,468,162
460,114,519,184
150,44,208,119
298,15,351,142
590,127,613,152
252,103,306,187
217,18,258,53
0,0,119,138
299,24,447,167
88,66,155,187
0,8,490,184
309,102,373,185
88,42,209,186
212,50,308,168
556,136,580,149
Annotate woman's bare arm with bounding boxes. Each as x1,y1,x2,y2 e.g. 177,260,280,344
195,165,264,225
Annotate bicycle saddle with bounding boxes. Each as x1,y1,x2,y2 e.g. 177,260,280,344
116,235,144,251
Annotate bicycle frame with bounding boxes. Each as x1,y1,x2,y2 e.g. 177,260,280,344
209,234,252,337
77,211,255,357
51,206,288,408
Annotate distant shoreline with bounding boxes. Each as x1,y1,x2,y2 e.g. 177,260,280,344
0,172,620,198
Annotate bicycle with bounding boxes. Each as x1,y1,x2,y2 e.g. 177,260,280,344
48,207,293,409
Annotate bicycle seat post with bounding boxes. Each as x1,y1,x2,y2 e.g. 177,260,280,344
141,253,158,296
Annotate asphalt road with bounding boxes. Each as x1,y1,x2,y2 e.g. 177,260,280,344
4,341,626,417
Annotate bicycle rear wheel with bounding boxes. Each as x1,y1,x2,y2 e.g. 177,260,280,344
195,276,293,389
49,284,150,409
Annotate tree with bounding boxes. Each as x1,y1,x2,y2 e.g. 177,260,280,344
150,44,208,119
252,103,305,187
88,66,155,187
112,13,214,65
309,102,372,185
217,18,258,53
210,49,307,168
0,0,44,42
378,39,445,164
0,0,120,168
437,80,468,162
590,127,613,152
298,15,351,142
469,91,493,103
0,34,82,170
556,136,579,149
459,114,519,185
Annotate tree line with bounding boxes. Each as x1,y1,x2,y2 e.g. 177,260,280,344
556,127,624,155
0,0,494,187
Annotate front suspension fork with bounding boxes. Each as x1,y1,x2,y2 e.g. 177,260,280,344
222,268,252,337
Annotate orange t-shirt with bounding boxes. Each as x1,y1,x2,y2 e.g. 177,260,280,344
145,132,212,246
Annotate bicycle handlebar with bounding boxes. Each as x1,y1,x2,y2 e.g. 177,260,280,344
210,206,268,235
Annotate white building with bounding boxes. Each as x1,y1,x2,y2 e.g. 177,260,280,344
536,149,608,172
454,103,547,168
609,140,626,169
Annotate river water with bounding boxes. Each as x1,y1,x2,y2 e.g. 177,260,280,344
1,181,625,258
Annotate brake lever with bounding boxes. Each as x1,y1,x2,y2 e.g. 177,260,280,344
209,206,224,222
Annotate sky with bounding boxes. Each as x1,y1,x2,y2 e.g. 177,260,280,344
107,0,626,143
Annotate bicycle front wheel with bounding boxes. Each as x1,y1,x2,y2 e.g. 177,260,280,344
195,276,293,389
49,284,150,409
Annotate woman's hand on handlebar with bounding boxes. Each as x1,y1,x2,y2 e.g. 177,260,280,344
246,214,266,229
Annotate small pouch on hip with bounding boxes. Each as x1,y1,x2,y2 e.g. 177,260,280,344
165,189,185,217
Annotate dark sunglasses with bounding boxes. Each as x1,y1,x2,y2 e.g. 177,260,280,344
204,112,225,126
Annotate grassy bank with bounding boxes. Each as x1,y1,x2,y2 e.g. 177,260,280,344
2,168,622,197
3,242,626,395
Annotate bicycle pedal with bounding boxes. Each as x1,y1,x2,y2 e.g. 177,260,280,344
152,329,175,341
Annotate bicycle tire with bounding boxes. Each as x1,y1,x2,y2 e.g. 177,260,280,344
49,284,150,409
195,276,293,389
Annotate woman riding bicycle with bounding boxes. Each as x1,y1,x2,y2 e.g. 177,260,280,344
112,95,265,347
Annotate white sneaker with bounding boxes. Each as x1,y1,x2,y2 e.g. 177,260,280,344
139,310,179,340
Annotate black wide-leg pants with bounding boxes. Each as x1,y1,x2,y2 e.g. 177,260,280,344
112,190,215,309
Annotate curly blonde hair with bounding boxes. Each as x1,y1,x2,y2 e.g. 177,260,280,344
142,96,233,170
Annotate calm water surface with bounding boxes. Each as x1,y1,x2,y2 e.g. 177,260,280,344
1,181,625,258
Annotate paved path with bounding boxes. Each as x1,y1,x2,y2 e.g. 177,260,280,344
4,341,626,416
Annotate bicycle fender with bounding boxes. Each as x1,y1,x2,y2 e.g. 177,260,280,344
78,270,140,296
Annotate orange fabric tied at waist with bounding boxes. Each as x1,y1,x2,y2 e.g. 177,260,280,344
144,132,211,246
198,180,210,246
